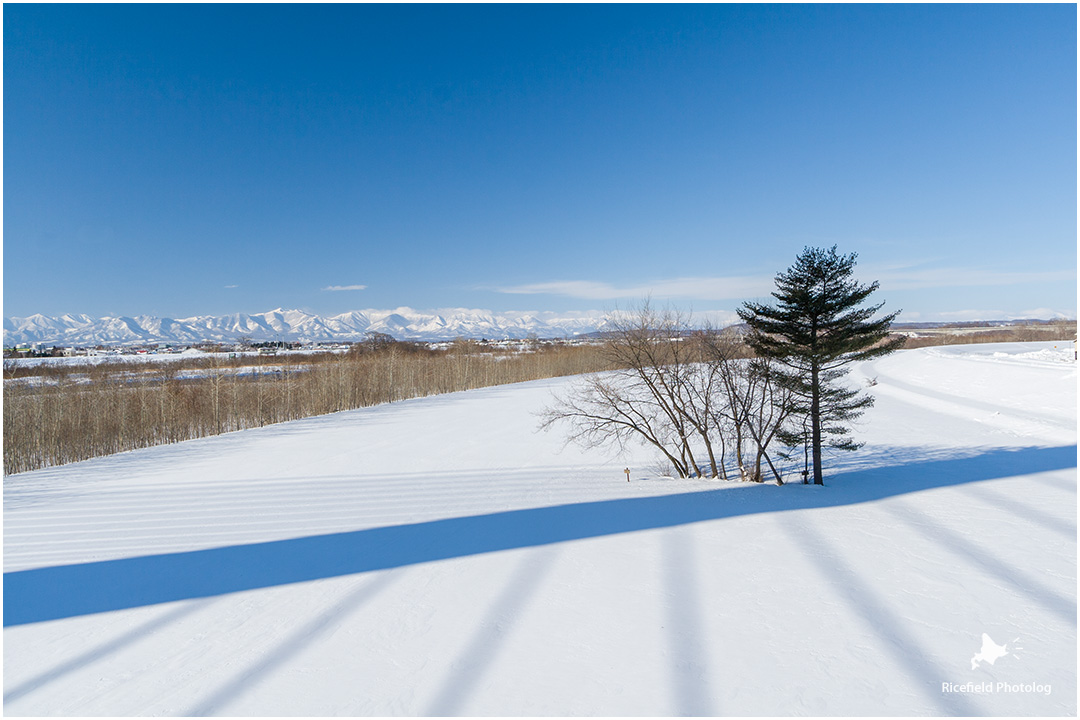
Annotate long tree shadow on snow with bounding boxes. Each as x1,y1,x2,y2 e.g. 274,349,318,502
5,444,1075,627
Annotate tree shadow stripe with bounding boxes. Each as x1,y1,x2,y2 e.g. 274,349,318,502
184,570,399,716
424,547,558,716
3,600,210,706
881,501,1077,625
5,445,1075,627
782,518,983,715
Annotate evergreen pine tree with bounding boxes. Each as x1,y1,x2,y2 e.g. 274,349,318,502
737,246,904,484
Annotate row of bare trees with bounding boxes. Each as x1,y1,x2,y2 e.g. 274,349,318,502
897,321,1076,349
4,340,608,475
541,304,798,483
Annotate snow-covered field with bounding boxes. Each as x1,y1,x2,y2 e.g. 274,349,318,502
3,347,312,369
4,342,1075,716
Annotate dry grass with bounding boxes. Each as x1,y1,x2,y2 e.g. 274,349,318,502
4,342,610,475
896,320,1076,349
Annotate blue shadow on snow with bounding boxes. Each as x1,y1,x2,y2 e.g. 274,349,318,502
4,444,1075,627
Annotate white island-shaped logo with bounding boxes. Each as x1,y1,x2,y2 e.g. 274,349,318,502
971,633,1019,670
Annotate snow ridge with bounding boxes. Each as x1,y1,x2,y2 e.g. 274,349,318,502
4,308,618,346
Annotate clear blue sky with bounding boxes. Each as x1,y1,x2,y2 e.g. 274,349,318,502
5,4,1076,322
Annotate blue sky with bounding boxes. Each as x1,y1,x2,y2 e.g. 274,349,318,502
4,4,1076,322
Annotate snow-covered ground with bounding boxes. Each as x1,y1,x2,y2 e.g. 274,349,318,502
4,342,1075,716
3,347,313,369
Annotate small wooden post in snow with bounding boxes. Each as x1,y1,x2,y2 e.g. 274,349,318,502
624,467,630,482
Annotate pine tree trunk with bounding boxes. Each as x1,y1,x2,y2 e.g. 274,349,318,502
811,362,823,485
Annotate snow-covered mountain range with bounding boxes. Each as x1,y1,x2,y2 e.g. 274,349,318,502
3,308,620,346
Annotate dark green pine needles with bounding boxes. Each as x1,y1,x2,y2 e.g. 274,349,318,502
738,246,904,485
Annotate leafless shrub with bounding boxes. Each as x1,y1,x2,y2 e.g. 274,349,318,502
540,303,796,483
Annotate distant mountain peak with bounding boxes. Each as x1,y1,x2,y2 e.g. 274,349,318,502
3,308,619,347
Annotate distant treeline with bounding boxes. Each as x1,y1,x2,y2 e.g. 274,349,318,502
897,320,1075,349
3,340,609,475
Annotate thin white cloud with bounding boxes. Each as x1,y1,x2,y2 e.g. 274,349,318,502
902,308,1075,322
493,264,1075,306
321,284,368,292
494,275,775,301
224,284,238,289
869,265,1075,291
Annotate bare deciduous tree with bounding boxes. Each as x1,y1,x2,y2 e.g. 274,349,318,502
541,303,798,483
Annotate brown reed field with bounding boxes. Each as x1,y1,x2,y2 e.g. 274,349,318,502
3,341,610,475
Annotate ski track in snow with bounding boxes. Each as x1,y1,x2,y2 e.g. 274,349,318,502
3,342,1076,716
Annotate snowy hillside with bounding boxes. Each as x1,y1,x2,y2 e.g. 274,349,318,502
3,308,615,346
3,342,1076,716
